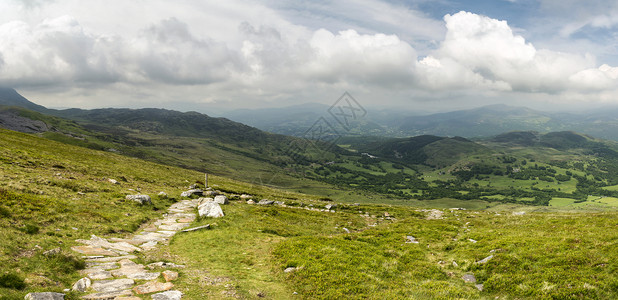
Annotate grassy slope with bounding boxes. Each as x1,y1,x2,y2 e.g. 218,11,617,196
1,128,618,299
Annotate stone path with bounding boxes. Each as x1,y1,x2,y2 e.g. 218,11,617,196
70,199,201,300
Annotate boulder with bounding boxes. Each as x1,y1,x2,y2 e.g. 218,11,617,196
214,195,229,205
198,202,224,218
203,190,218,196
258,199,275,205
24,293,65,300
72,277,91,292
162,270,178,282
462,274,477,283
476,255,494,264
126,194,152,205
133,281,174,294
180,189,202,197
151,291,183,300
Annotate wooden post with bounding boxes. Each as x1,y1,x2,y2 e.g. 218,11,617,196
204,173,208,188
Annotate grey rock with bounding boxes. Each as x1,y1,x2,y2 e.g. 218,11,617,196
246,199,255,204
475,284,484,291
214,195,229,205
158,191,168,198
180,189,203,197
108,178,119,184
284,267,297,273
126,194,152,205
258,199,275,205
468,239,477,243
325,204,338,210
513,211,526,216
462,274,477,283
343,228,350,233
72,277,91,292
152,290,183,300
81,290,132,299
43,247,61,256
198,201,224,218
24,292,65,300
240,194,252,200
203,190,219,196
476,255,494,264
189,184,198,189
405,236,419,244
274,201,285,205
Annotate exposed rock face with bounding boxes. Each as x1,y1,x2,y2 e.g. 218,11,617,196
24,292,65,300
125,194,152,205
198,201,224,218
0,111,49,133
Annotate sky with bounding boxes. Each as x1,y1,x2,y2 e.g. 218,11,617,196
1,0,618,113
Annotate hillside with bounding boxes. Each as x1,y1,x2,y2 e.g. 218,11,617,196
1,127,617,299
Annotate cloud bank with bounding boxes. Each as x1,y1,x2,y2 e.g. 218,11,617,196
0,1,617,110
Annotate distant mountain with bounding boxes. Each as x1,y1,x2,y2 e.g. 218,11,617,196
0,87,48,112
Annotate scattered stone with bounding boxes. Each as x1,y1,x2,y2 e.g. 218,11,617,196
158,192,168,198
205,190,221,197
181,224,210,232
246,200,255,204
198,201,224,218
126,194,152,205
468,239,477,243
162,270,179,282
462,274,477,283
343,228,350,233
475,284,484,291
240,194,252,200
108,178,119,184
452,261,458,267
72,277,91,292
258,199,275,205
133,280,174,294
180,189,203,197
189,184,198,189
352,203,360,206
152,290,183,300
405,236,419,244
513,211,526,216
422,209,444,220
158,223,190,231
43,247,61,256
476,255,494,264
325,204,337,210
24,292,65,300
284,267,297,273
274,201,285,205
91,278,135,293
214,195,229,205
